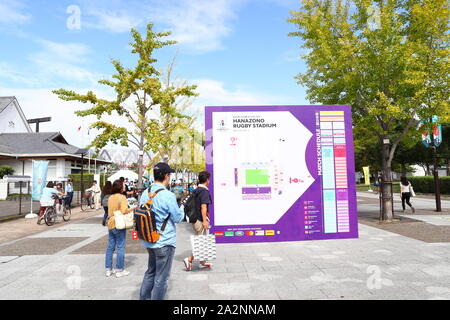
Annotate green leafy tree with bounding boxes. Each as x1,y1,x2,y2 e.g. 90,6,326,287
288,0,449,220
53,24,198,187
0,165,14,179
147,55,200,167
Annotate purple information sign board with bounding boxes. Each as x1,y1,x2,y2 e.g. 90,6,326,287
206,105,358,243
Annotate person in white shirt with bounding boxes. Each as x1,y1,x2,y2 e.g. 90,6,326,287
86,180,101,210
400,176,415,214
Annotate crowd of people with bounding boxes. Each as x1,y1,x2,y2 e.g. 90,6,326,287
96,164,211,300
36,167,211,300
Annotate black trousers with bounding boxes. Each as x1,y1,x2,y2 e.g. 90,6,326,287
401,192,412,210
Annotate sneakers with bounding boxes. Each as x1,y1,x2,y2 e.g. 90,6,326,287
115,269,130,278
105,269,114,277
37,216,43,225
199,262,213,269
183,258,192,271
412,207,415,213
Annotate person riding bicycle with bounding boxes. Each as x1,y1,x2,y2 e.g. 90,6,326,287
86,180,101,210
55,183,67,215
38,182,63,225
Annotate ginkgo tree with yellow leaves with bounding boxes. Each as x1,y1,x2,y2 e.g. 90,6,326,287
53,24,198,188
288,0,449,220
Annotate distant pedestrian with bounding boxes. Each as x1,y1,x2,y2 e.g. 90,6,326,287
64,179,74,208
55,183,65,214
86,180,101,210
184,171,213,271
138,162,184,300
400,176,415,214
374,176,381,194
105,180,137,278
101,181,112,226
188,182,196,194
171,180,184,205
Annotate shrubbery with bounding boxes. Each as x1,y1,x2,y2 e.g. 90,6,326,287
68,173,110,191
407,176,450,195
0,165,14,179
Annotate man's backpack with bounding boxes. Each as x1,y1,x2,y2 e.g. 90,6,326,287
134,188,170,243
184,192,198,224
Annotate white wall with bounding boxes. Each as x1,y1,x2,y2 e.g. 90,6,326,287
0,158,75,182
0,180,7,200
0,102,29,133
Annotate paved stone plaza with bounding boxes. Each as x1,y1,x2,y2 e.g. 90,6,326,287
0,193,450,300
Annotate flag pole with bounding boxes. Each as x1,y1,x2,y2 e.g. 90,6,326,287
25,160,37,218
30,160,33,214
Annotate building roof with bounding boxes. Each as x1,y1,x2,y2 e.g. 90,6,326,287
0,132,110,164
0,96,33,133
0,97,14,113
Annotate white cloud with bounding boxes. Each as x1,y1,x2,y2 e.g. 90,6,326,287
28,40,99,85
0,62,38,87
0,0,31,25
84,10,143,33
78,0,244,53
152,0,240,52
35,40,91,63
0,39,100,88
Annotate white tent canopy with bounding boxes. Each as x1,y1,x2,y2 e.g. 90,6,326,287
107,169,138,183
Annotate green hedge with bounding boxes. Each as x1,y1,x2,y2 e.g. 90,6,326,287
68,173,110,192
407,176,450,195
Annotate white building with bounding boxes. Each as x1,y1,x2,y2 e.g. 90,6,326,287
0,97,32,134
0,96,110,199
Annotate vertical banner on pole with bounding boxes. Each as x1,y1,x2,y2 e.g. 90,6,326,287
32,160,49,201
363,167,370,186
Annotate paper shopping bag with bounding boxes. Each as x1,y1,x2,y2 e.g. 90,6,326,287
190,234,216,261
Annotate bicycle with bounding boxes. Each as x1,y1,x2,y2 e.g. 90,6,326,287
81,191,95,211
43,196,71,226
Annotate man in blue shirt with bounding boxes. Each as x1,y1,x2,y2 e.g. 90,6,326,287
64,179,74,208
139,162,184,300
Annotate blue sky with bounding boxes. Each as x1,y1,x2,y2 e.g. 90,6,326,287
0,0,309,148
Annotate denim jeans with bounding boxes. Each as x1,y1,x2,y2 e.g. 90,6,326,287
105,228,126,270
64,192,73,208
139,246,175,300
103,207,108,222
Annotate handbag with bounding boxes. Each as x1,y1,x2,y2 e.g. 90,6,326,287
114,210,134,230
409,185,416,197
113,195,134,230
190,229,216,261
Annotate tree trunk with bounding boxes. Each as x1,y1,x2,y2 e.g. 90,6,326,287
138,130,145,189
401,162,407,177
381,139,394,221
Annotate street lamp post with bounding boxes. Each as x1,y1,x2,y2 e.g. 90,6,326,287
76,148,89,206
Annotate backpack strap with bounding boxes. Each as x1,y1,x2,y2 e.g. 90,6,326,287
146,187,171,232
160,214,171,232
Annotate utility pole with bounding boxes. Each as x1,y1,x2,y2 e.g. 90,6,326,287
430,118,442,212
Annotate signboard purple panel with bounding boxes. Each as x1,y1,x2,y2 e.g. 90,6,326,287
206,105,358,243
